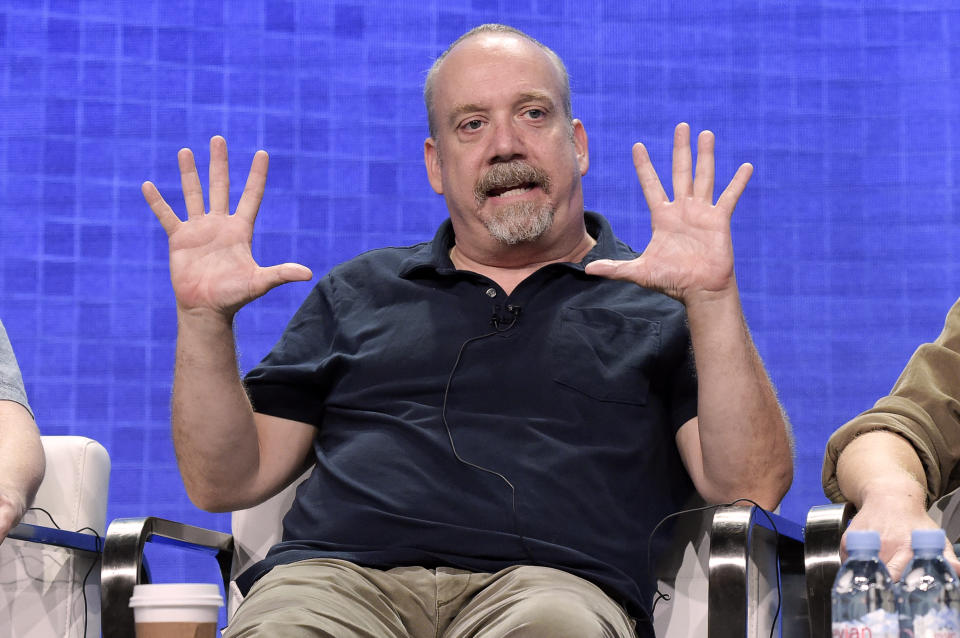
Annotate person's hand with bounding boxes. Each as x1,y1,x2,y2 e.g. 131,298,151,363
846,495,960,580
0,485,26,544
143,136,312,319
585,123,752,306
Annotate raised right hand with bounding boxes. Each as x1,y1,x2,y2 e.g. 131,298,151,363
143,136,312,318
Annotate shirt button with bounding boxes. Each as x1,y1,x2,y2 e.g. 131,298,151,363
485,287,497,298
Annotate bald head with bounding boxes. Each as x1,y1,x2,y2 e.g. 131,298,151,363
423,24,572,139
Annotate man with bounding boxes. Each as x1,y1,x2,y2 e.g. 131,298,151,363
0,320,44,544
824,299,960,579
144,24,792,637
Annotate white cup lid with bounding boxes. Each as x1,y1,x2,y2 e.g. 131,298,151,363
129,583,223,608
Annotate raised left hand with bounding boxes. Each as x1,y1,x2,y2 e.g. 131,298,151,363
585,122,752,306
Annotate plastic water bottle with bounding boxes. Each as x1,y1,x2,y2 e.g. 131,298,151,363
832,529,899,638
900,528,960,638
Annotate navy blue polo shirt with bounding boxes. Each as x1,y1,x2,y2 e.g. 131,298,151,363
239,212,697,627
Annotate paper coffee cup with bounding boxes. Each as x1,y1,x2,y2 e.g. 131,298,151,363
129,583,223,638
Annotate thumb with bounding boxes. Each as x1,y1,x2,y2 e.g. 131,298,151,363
253,263,313,295
585,258,642,281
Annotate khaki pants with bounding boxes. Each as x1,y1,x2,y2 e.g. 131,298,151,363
224,558,638,637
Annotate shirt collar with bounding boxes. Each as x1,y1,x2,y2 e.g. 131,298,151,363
398,211,632,278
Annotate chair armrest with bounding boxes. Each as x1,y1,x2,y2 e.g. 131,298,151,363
7,522,103,554
708,504,805,638
803,502,854,638
100,516,234,638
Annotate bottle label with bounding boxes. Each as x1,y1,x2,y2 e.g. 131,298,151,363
910,607,960,638
832,609,899,638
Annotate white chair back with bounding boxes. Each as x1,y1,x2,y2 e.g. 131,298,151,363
227,468,311,618
0,436,110,638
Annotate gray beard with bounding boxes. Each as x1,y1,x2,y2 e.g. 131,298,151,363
483,201,555,245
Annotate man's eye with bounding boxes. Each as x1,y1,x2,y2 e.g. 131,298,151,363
525,109,545,119
462,119,483,131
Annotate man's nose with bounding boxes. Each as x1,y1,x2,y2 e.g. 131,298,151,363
487,119,526,164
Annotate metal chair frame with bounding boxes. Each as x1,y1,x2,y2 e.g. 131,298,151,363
802,502,855,638
99,503,805,638
100,517,233,638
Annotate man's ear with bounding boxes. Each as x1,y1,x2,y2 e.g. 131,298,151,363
572,119,589,176
424,137,444,194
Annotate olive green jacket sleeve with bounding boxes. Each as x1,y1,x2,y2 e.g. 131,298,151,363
823,298,960,506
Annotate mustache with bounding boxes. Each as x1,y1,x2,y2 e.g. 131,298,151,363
474,161,551,205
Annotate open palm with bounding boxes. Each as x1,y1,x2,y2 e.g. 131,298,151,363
586,123,751,305
143,136,312,317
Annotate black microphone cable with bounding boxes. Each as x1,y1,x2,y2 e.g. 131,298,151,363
439,309,537,565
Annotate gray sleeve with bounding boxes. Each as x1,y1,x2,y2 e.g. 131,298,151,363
0,320,33,418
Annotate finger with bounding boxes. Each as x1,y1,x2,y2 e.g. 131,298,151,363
0,517,13,544
671,122,692,200
693,130,715,202
209,136,230,215
715,163,754,218
945,542,960,575
252,263,314,297
885,547,913,582
141,181,182,235
177,148,205,219
632,143,668,213
236,150,269,223
948,556,960,580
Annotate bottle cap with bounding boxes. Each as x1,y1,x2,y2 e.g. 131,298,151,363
912,528,947,551
846,530,881,552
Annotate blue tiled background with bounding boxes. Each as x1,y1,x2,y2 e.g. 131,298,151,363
2,0,960,598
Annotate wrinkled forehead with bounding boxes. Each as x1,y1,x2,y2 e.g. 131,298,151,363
431,33,567,110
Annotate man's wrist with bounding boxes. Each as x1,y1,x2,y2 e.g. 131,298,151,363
856,473,928,514
176,305,237,341
682,281,740,314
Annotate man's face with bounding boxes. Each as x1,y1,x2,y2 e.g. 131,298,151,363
424,34,589,249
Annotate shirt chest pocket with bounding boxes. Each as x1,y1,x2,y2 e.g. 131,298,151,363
551,307,661,405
